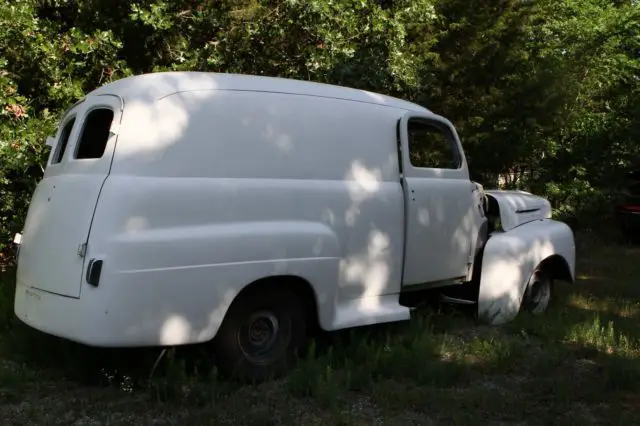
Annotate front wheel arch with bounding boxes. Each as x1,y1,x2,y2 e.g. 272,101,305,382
476,225,575,325
520,254,573,315
537,254,574,284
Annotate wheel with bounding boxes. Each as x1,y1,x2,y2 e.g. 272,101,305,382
522,269,552,315
212,285,307,382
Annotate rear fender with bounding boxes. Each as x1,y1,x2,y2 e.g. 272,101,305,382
101,220,342,345
477,219,575,325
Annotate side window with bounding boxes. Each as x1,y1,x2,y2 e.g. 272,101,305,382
407,118,460,169
75,108,114,159
51,117,76,164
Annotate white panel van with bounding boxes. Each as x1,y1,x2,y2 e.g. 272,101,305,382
13,72,575,381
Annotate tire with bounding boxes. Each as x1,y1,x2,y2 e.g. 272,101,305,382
212,285,307,383
522,269,552,315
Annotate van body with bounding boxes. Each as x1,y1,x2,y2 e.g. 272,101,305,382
13,72,575,380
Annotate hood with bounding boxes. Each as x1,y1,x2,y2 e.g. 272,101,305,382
485,189,552,232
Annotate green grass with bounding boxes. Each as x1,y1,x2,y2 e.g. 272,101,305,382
1,231,640,425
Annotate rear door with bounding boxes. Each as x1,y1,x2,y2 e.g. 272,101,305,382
17,94,123,298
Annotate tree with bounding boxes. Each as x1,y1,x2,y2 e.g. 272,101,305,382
1,0,639,252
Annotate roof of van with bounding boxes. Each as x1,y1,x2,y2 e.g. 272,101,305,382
87,71,431,113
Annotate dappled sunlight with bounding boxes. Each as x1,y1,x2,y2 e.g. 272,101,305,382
121,285,241,346
401,181,479,283
563,317,637,357
123,216,150,233
451,206,479,246
485,190,551,232
116,98,190,160
331,154,406,309
345,160,383,226
480,258,524,310
263,124,293,153
159,315,192,346
477,229,572,324
93,71,220,101
360,90,386,103
341,230,391,309
235,98,295,156
98,73,220,164
417,207,430,225
450,201,483,276
196,287,240,342
347,161,382,194
567,294,640,320
567,294,601,311
321,209,336,227
575,275,606,281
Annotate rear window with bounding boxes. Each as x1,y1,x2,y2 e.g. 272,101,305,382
75,108,114,159
52,118,76,164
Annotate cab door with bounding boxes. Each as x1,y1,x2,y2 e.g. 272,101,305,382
16,94,123,298
398,112,482,287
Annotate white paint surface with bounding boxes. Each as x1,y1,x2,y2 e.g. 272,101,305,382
478,219,575,324
13,72,575,348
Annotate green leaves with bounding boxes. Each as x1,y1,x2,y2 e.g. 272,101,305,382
0,0,639,249
130,2,173,30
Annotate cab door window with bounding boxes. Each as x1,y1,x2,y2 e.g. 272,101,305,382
407,118,461,170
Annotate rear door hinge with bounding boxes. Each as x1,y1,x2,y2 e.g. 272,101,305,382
77,242,87,258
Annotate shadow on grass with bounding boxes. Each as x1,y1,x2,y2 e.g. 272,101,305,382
1,231,639,423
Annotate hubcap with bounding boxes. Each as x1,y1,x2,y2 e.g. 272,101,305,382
525,273,551,314
237,310,285,364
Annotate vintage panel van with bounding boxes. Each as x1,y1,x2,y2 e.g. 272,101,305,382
13,72,575,381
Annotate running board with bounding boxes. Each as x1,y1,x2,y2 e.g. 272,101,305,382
440,294,476,305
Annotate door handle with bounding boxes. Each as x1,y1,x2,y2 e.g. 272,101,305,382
86,259,103,287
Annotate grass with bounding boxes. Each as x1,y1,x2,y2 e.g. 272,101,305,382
1,230,640,425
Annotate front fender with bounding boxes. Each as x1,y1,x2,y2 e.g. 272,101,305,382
477,219,575,325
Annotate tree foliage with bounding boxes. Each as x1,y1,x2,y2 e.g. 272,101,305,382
1,0,639,250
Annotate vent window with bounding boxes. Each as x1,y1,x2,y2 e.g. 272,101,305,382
75,108,114,159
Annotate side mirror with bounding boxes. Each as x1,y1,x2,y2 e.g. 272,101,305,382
45,136,56,148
